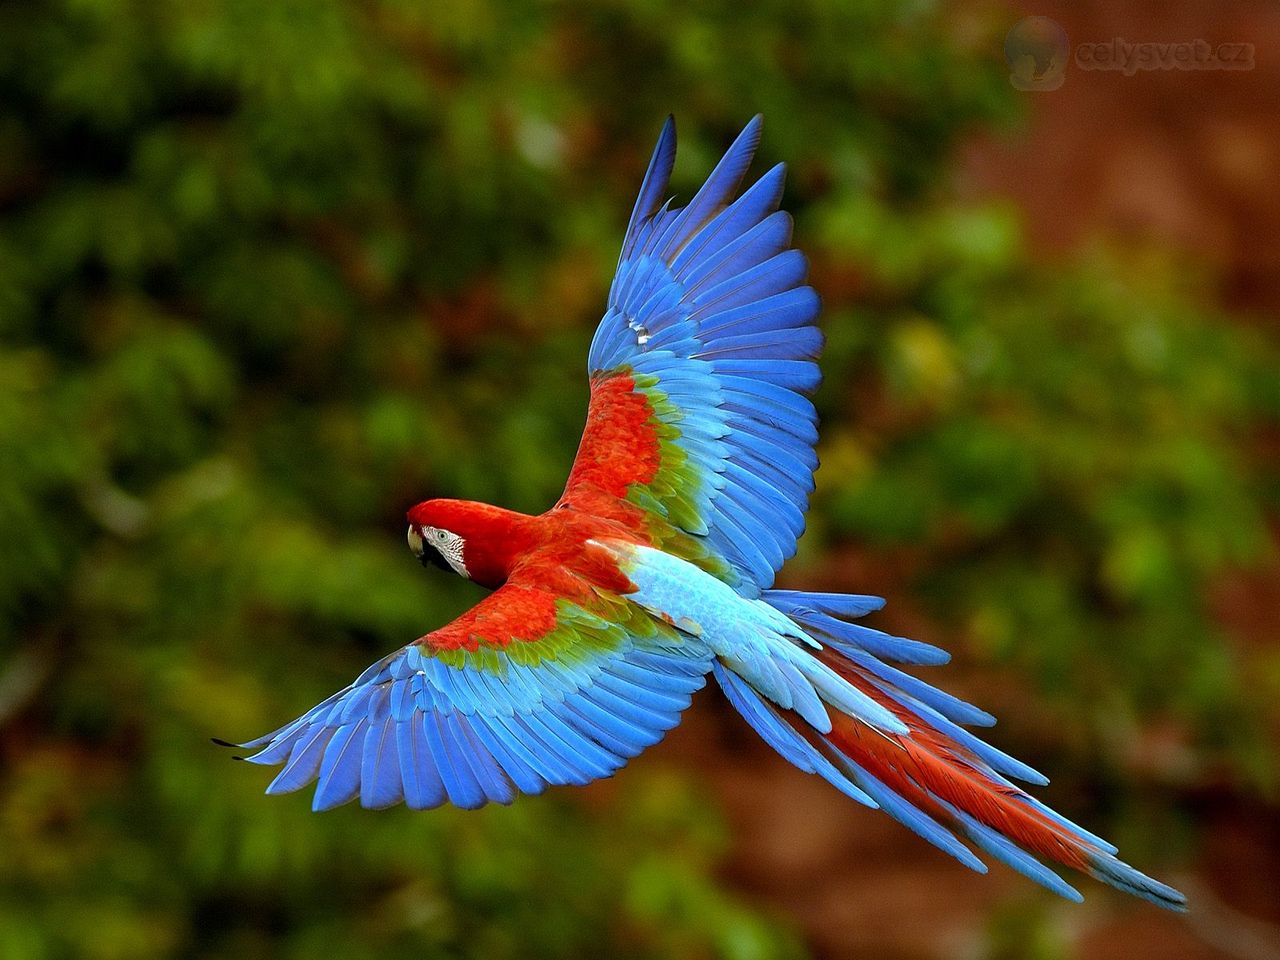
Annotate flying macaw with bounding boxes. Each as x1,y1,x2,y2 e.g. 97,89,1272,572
229,116,1186,911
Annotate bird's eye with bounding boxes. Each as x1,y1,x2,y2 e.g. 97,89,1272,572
435,529,448,541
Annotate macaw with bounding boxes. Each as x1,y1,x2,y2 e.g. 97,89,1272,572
229,116,1186,911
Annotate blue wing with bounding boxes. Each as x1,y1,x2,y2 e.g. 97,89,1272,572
234,574,713,811
569,116,822,596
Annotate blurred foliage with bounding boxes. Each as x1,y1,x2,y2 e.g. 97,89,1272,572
810,210,1280,791
0,0,1277,958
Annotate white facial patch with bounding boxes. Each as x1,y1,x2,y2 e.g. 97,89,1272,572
423,525,469,578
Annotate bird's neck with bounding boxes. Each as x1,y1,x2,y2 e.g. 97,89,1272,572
445,501,541,588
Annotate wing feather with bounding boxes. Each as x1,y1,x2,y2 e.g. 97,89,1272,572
235,563,712,810
565,117,821,595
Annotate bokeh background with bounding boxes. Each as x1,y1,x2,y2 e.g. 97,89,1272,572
2,1,1278,958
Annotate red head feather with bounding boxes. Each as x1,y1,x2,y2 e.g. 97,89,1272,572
406,500,537,588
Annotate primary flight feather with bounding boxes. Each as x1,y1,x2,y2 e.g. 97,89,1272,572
230,115,1186,912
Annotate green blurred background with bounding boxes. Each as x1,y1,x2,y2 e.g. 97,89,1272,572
2,1,1278,958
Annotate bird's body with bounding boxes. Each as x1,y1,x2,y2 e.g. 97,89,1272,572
232,117,1187,912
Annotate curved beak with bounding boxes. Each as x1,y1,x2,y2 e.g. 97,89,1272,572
408,523,450,571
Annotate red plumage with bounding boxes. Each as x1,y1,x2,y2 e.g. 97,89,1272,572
563,372,664,501
812,651,1095,873
406,499,644,651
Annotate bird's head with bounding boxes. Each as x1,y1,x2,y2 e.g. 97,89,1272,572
405,498,535,588
406,499,473,579
407,520,467,578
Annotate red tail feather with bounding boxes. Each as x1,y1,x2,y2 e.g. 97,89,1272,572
816,652,1095,872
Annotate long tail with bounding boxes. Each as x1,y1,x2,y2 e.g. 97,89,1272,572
718,589,1187,912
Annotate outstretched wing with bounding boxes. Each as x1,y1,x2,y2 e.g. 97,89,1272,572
236,565,712,811
562,116,822,596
